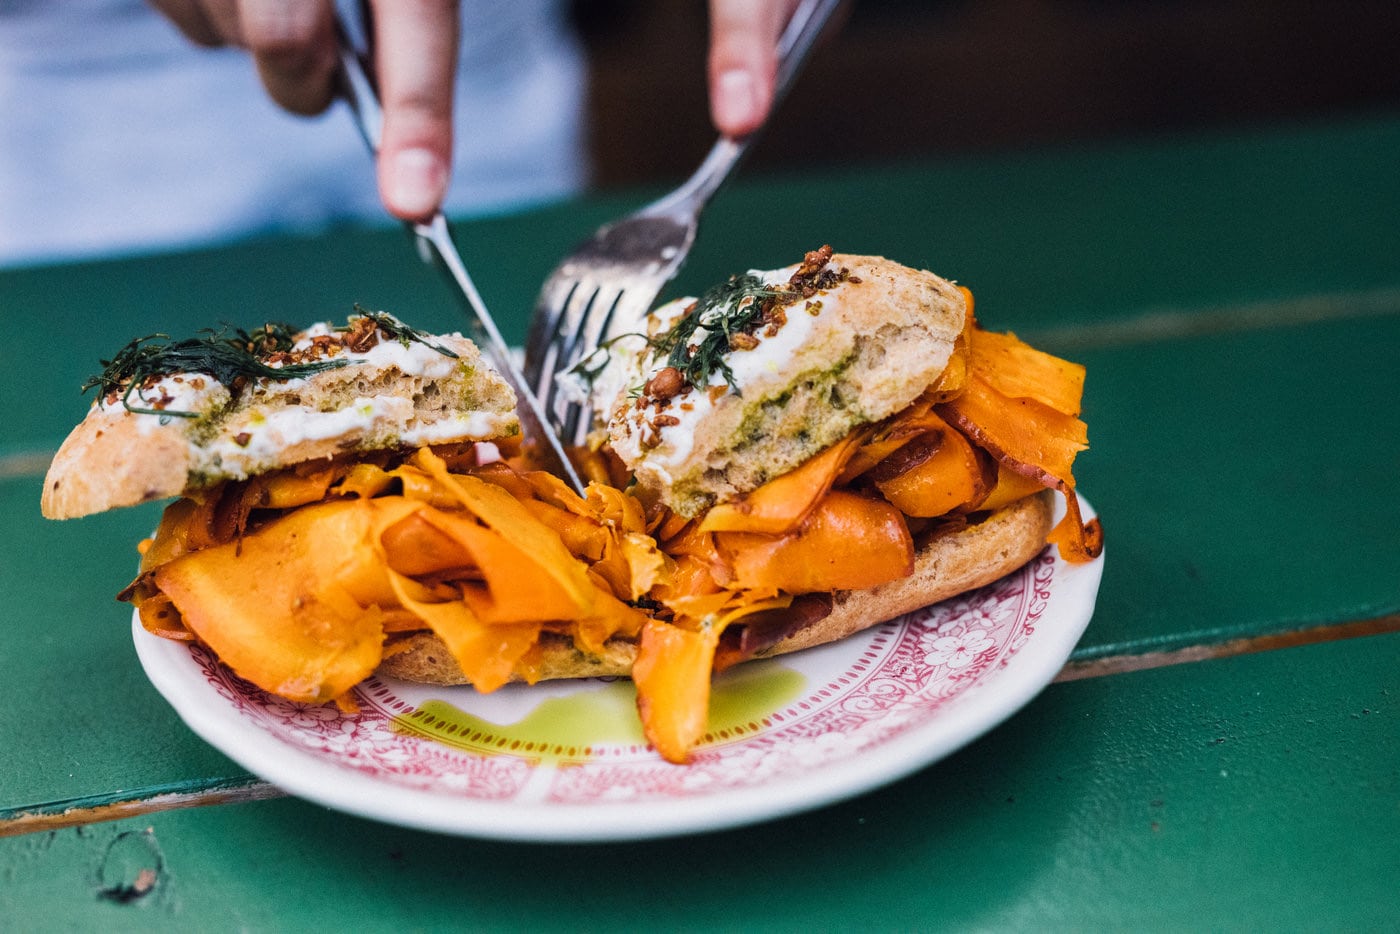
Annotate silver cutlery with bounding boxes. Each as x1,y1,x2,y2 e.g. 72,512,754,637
334,6,585,492
524,0,842,447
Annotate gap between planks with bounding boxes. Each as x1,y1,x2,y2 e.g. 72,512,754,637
0,449,57,481
1020,284,1400,353
3,614,1395,837
1055,613,1400,681
0,780,285,839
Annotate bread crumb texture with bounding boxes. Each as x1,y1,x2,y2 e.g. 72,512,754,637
42,324,517,519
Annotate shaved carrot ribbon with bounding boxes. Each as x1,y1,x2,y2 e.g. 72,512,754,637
130,449,659,704
936,327,1102,562
698,430,869,535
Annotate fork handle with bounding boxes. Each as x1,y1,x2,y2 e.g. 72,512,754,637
652,0,843,213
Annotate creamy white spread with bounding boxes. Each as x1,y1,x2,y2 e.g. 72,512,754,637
284,322,466,381
399,411,518,447
96,316,514,482
97,374,230,431
603,261,839,486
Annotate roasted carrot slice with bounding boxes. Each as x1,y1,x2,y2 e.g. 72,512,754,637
699,430,868,535
717,490,913,593
155,499,390,704
873,419,993,517
387,570,540,692
970,328,1086,416
939,375,1087,491
632,618,720,763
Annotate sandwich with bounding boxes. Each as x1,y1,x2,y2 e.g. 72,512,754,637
42,312,667,709
43,249,1100,766
569,245,1102,760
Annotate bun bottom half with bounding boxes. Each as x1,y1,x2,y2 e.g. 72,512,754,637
375,490,1055,686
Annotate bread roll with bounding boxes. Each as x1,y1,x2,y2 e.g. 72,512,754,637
42,320,517,520
602,252,968,517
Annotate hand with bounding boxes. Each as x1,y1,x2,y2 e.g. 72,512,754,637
706,0,805,138
150,0,458,223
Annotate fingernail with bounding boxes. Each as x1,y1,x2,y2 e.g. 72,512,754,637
386,147,446,218
714,69,759,133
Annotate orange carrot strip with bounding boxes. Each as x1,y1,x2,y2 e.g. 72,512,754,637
970,328,1086,416
873,417,992,518
699,430,868,535
632,618,720,763
155,499,388,704
717,490,914,593
387,570,539,693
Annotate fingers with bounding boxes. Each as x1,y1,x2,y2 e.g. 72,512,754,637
147,0,235,46
369,0,459,221
707,0,795,137
239,0,338,116
148,0,460,220
149,1,339,114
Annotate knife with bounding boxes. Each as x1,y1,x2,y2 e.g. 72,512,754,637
333,9,586,494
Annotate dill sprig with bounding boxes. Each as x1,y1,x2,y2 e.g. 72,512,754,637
82,326,351,418
649,274,794,393
565,330,648,392
350,307,459,359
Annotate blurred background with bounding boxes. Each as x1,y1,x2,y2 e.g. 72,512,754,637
5,0,1400,268
576,0,1400,188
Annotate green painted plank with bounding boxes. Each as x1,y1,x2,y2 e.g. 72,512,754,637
2,633,1395,930
0,477,246,808
1075,306,1400,656
672,113,1400,329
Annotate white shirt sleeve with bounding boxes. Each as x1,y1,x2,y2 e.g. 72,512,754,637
0,0,588,267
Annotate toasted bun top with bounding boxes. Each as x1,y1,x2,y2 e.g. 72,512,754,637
600,250,967,516
42,318,518,519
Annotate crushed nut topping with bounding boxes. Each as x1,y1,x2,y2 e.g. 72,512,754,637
343,315,382,353
83,310,454,419
644,366,684,401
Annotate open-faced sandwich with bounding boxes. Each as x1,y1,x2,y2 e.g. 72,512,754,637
43,312,666,707
563,245,1102,759
43,249,1100,764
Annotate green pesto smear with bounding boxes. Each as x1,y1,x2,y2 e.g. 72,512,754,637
393,664,808,762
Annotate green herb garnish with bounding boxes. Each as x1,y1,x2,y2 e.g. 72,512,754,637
83,310,461,418
82,326,351,418
649,274,794,394
236,321,302,356
562,330,648,396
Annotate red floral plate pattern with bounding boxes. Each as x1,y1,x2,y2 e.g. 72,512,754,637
135,499,1102,841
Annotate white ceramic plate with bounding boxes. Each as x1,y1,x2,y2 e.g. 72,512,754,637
135,499,1102,842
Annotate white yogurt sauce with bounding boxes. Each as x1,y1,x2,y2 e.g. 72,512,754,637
96,317,514,480
400,410,518,446
281,322,466,381
605,261,838,482
97,374,230,432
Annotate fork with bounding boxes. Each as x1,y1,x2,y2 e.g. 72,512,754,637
524,0,843,446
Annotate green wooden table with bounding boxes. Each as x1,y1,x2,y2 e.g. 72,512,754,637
3,114,1397,929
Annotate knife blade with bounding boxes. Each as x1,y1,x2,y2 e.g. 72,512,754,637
332,12,585,493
